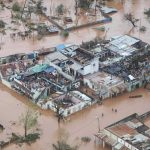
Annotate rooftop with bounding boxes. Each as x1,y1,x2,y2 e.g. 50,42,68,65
106,35,140,56
0,59,36,79
12,64,72,99
52,90,93,109
102,49,150,80
105,114,150,150
45,51,68,63
72,48,95,65
85,71,123,88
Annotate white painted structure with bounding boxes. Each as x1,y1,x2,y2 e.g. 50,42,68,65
37,91,95,117
84,72,126,99
76,57,99,76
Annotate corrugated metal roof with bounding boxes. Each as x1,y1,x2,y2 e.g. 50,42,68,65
110,35,139,49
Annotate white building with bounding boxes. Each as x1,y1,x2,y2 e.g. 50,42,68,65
45,48,99,79
106,35,140,57
84,72,126,99
37,90,96,117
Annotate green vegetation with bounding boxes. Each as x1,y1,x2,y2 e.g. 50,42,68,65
0,124,4,132
12,2,21,12
52,129,79,150
78,0,94,11
52,140,78,150
20,109,39,137
61,30,69,37
139,26,146,32
56,4,65,16
81,136,91,143
11,133,40,144
124,13,139,27
144,8,150,17
0,20,5,28
35,0,46,14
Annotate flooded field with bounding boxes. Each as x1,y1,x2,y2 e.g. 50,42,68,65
0,0,150,150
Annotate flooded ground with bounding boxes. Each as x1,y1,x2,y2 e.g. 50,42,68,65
0,0,150,150
0,0,150,56
0,84,150,150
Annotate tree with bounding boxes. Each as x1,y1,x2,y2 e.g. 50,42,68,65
74,0,78,15
124,13,139,27
52,140,78,150
36,0,46,14
55,4,65,16
20,109,39,137
61,30,69,37
12,2,21,12
0,20,5,28
77,0,94,11
144,8,150,17
52,130,78,150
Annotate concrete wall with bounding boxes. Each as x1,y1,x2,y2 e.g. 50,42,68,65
126,76,150,92
38,99,92,117
78,57,99,76
105,129,139,150
1,79,12,89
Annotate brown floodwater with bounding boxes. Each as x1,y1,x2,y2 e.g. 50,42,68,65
0,0,150,150
1,84,150,150
0,0,150,57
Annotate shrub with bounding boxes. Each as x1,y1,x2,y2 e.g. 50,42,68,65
139,26,146,32
0,20,5,28
61,30,69,37
12,2,21,12
56,4,65,16
81,136,91,143
144,8,150,17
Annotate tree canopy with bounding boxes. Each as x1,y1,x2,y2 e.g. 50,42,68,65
20,109,39,137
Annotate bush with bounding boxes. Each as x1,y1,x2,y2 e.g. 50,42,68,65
139,26,146,32
12,2,21,12
61,30,69,37
0,124,4,131
144,8,150,17
0,20,5,28
24,133,40,143
11,133,40,144
78,0,93,11
81,136,91,143
56,4,65,16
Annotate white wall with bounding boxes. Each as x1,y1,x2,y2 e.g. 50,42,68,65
78,57,99,76
1,79,12,89
83,78,110,99
37,99,92,117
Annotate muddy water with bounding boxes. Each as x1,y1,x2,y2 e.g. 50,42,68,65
0,0,150,150
0,0,150,56
0,83,150,150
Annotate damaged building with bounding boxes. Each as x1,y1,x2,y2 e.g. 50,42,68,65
95,113,150,150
